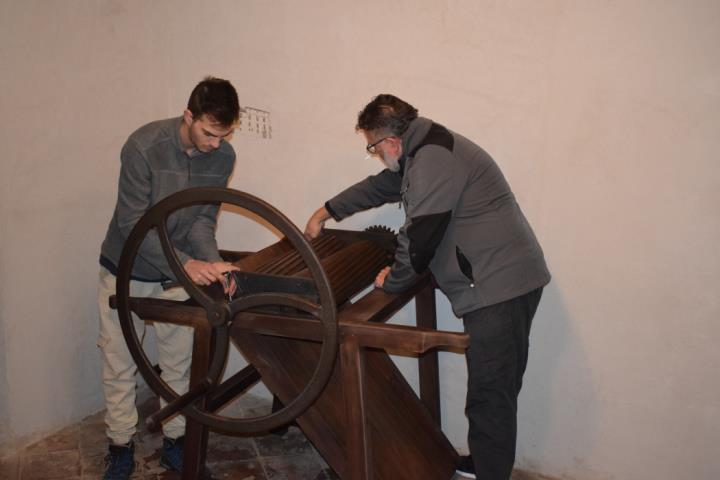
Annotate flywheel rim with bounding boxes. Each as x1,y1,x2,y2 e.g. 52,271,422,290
116,187,338,434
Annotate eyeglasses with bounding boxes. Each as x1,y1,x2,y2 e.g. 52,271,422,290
366,137,391,155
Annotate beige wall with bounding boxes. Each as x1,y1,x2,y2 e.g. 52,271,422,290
1,1,719,478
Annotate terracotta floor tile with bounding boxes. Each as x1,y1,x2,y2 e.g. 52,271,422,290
255,427,314,458
261,453,329,480
207,433,258,462
7,389,545,480
207,459,267,480
20,450,80,479
79,448,108,476
0,454,20,480
24,426,80,454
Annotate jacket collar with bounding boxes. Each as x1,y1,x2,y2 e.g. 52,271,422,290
172,116,185,152
398,117,433,173
173,116,207,159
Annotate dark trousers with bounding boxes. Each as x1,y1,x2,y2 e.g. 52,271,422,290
463,287,543,480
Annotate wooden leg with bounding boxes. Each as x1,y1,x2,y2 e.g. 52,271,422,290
181,323,212,480
416,283,441,424
341,336,372,480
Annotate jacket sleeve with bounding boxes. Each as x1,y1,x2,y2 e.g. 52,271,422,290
186,204,224,263
325,169,403,221
383,145,461,293
186,157,234,262
115,141,192,278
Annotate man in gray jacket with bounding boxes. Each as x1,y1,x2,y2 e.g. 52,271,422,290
305,94,550,480
98,77,240,480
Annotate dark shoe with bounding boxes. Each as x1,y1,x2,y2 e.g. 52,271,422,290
455,455,476,479
103,441,135,480
160,436,184,472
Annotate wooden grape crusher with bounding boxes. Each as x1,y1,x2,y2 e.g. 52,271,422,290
111,187,469,479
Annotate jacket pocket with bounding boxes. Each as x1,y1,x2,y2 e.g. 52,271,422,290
455,246,475,284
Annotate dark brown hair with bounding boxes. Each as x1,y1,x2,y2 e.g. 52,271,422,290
187,76,240,127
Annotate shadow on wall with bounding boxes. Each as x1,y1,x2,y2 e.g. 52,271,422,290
516,280,599,478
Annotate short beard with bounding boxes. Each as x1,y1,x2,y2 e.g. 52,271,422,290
382,153,401,173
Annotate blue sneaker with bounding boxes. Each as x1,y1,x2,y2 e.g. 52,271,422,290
160,436,184,472
103,441,135,480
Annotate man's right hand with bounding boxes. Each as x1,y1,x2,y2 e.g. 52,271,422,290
184,259,238,289
304,206,331,239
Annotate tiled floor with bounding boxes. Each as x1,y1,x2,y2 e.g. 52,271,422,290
0,389,542,479
0,390,338,480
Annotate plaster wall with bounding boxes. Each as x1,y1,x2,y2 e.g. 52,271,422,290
0,1,718,479
0,296,8,448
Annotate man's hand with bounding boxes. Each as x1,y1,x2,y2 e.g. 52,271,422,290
184,259,239,294
305,206,331,239
374,266,391,288
217,262,241,296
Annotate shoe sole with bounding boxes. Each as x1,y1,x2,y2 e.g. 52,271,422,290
455,471,477,479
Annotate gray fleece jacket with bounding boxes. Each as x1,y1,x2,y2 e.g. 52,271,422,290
326,117,550,316
100,117,235,281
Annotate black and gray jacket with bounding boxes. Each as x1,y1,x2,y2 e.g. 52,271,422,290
325,117,550,316
100,117,235,282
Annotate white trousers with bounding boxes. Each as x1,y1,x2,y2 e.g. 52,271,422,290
97,267,192,445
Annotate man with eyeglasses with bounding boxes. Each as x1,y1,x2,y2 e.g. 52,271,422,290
305,94,550,480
